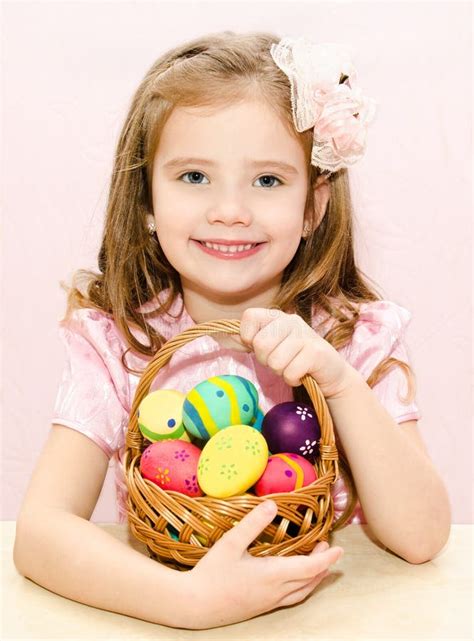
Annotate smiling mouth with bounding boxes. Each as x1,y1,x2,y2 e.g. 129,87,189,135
195,240,264,252
192,239,266,258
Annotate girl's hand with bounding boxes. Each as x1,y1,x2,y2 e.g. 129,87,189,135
231,307,355,400
182,501,344,629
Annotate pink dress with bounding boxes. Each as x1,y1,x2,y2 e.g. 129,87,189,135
52,289,421,526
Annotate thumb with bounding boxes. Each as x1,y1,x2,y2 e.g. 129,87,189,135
228,334,252,352
222,500,277,554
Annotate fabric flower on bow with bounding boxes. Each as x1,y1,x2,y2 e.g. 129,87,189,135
270,36,377,173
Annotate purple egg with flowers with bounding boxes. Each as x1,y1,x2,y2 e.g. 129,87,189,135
261,401,321,462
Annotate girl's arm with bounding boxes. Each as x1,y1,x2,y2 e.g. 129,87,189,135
14,424,344,629
235,305,451,565
326,366,451,564
13,425,190,628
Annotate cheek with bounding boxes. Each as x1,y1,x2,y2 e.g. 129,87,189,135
269,211,304,244
155,230,188,267
263,189,306,232
155,232,187,275
269,214,305,260
152,180,191,222
276,231,304,263
153,198,193,237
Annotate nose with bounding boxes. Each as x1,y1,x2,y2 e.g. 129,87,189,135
205,187,252,227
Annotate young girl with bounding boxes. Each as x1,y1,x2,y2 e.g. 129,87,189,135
13,31,451,630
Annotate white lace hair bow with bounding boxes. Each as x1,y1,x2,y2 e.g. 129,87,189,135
270,36,377,173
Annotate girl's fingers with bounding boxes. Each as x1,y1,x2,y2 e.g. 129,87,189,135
277,569,331,607
312,540,330,554
268,545,344,583
218,500,278,555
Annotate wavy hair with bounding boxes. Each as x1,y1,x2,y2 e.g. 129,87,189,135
62,30,417,527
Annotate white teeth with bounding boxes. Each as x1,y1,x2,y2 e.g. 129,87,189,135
202,242,256,253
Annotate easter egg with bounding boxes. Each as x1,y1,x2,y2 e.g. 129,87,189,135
262,401,321,462
167,525,180,541
250,404,265,432
195,517,247,545
197,424,268,498
194,518,215,546
167,521,207,545
137,389,191,443
183,375,260,440
190,436,208,450
254,453,318,496
167,523,214,546
139,440,203,496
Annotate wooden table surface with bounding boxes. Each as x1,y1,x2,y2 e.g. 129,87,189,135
2,522,472,640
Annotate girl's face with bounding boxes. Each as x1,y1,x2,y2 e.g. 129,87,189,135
151,98,310,304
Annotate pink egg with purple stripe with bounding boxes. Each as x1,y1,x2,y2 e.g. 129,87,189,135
139,440,203,497
253,453,317,496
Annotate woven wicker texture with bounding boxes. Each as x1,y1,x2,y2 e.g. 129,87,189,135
123,319,357,570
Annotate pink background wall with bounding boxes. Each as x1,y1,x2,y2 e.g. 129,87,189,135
2,1,472,523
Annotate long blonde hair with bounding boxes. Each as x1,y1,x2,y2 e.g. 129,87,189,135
62,30,417,524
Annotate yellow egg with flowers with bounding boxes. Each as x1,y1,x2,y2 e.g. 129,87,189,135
197,424,268,498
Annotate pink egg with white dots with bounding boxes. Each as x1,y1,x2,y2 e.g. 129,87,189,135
254,453,317,496
139,440,203,496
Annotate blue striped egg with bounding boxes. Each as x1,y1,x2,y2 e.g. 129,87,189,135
182,375,260,440
251,405,265,432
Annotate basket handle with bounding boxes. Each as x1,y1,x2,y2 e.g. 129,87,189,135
125,318,341,481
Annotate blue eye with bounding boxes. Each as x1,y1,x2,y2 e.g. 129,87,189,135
256,175,282,188
180,171,209,185
178,172,283,188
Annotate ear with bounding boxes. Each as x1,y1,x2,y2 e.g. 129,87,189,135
303,176,330,237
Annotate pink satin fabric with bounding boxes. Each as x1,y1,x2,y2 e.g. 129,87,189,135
52,290,421,526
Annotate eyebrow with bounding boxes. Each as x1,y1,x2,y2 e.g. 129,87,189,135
162,156,299,175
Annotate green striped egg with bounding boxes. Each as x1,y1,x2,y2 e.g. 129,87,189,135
182,375,261,440
252,405,265,431
137,389,191,443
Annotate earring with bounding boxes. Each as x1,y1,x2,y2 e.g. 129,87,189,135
147,220,156,235
302,223,312,239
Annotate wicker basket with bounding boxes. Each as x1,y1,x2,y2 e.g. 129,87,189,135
123,319,357,571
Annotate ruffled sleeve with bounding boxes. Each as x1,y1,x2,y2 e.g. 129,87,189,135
51,308,131,458
342,300,422,424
